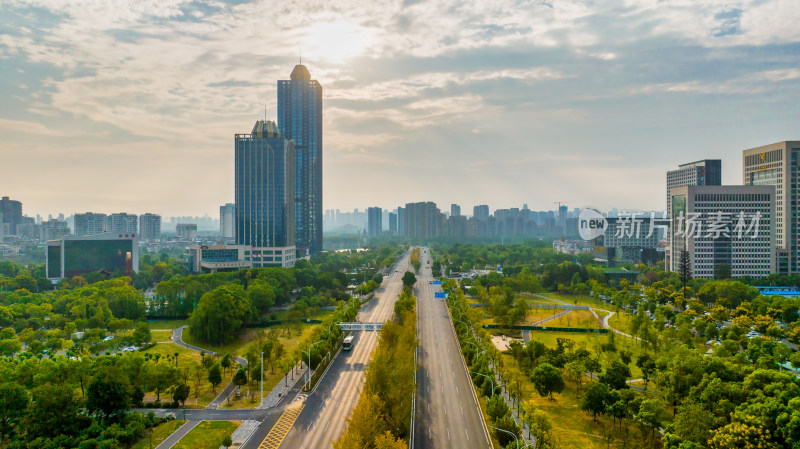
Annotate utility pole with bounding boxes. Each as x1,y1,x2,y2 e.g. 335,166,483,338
260,352,264,405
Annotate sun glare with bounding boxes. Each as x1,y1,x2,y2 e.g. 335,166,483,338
302,21,372,63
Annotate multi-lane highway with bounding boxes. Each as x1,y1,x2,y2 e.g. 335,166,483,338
263,252,411,449
413,248,491,448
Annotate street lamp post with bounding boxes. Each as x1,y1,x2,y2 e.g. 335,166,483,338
465,341,485,359
260,351,264,405
301,340,325,388
488,425,529,449
454,319,471,332
471,371,499,397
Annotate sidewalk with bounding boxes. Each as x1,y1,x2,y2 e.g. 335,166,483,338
257,361,308,409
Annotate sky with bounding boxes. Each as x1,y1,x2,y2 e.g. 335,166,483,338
1,0,799,218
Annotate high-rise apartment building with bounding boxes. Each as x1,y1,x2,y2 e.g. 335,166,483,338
220,203,235,239
0,196,22,235
404,202,445,239
110,213,138,234
176,223,198,240
389,212,398,233
669,185,775,278
235,120,296,267
278,64,322,256
139,213,161,241
743,141,800,273
74,212,109,236
397,207,405,236
473,205,489,221
451,204,461,217
367,207,382,237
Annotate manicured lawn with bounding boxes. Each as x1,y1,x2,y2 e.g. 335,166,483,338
131,419,186,449
147,319,188,330
173,421,240,449
151,329,173,342
545,310,603,329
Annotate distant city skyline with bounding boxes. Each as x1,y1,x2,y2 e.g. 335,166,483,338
2,1,799,217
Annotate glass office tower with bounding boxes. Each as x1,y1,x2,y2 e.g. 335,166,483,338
235,120,295,249
278,64,322,255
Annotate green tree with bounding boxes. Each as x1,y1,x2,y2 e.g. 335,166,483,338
0,382,28,441
142,360,180,401
233,368,248,389
530,363,565,400
133,321,151,346
221,353,232,376
402,271,417,288
580,381,609,422
599,360,630,390
222,434,233,448
188,285,253,345
172,383,190,407
86,366,131,421
24,384,80,440
636,354,656,389
208,363,223,394
678,249,692,299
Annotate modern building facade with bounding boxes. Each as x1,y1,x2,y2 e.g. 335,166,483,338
404,202,446,239
743,141,800,274
220,203,235,239
451,204,461,217
0,196,22,235
235,120,295,249
666,159,722,215
74,213,109,236
367,207,382,237
669,185,775,279
110,213,138,234
46,233,139,281
389,212,398,233
234,120,296,268
278,64,322,255
176,223,197,240
139,213,161,241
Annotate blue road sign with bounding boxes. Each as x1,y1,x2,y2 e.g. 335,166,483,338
432,280,442,285
434,292,447,298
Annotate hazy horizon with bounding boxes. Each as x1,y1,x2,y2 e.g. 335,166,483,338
2,0,799,218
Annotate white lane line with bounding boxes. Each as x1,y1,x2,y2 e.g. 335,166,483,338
465,429,469,440
460,405,463,415
447,428,450,440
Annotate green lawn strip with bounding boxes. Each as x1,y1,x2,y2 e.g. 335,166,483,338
173,420,240,449
545,310,602,329
147,319,188,330
131,419,186,449
151,329,173,341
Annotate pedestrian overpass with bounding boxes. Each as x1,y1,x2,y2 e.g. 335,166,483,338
340,322,384,331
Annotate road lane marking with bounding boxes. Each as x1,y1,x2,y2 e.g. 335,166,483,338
465,429,469,440
258,400,305,449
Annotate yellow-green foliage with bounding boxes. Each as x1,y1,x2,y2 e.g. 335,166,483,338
334,297,417,449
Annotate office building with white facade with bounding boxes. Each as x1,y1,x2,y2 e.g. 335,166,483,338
669,185,775,279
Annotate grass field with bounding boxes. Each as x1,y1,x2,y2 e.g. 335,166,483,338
131,419,186,449
173,421,240,449
151,329,173,342
545,310,602,329
147,319,188,330
140,342,234,408
501,353,648,449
